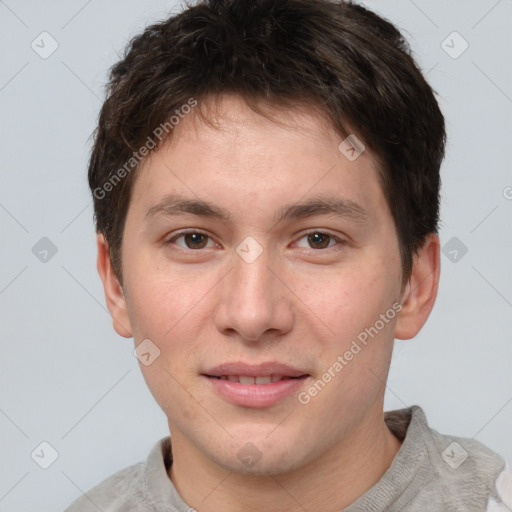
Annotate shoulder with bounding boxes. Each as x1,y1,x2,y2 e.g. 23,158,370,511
384,405,512,510
485,460,512,511
64,461,146,512
418,409,512,510
63,436,174,512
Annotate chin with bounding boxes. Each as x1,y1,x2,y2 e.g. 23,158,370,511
218,452,308,477
208,434,316,477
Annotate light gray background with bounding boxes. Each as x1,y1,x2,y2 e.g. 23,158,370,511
0,1,511,511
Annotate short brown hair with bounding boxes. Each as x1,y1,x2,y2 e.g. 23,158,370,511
88,0,446,288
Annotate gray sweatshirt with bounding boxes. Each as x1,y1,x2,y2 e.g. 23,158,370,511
64,405,512,511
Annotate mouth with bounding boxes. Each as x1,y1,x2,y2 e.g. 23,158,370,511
205,374,306,384
202,362,310,407
203,361,308,379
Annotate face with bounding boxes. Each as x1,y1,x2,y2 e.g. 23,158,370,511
101,95,426,475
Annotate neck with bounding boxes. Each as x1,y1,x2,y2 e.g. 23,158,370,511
167,407,402,511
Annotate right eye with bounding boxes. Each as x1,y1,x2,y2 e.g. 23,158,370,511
164,230,219,250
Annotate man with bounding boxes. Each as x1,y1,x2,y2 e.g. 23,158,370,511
66,0,512,510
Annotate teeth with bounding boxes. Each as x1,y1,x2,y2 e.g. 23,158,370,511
216,375,287,384
255,376,272,384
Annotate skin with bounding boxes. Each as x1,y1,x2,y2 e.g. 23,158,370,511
97,94,440,511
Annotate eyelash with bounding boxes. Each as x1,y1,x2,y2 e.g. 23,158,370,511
163,229,348,252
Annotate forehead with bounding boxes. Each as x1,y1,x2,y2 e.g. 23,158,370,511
130,95,388,225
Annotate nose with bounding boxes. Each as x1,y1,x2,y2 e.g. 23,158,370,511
213,244,294,344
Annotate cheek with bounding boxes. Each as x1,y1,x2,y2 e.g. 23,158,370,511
296,257,399,399
123,250,206,340
138,357,202,427
300,311,396,430
291,258,398,339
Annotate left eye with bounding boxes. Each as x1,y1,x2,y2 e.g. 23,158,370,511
295,232,341,250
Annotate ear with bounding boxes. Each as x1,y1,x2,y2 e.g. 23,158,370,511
394,233,440,340
96,233,133,338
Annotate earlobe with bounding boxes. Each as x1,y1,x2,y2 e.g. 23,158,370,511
394,233,441,340
96,234,133,338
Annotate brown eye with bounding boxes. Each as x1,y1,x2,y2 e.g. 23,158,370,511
294,230,347,252
307,232,333,249
166,231,215,250
182,233,209,249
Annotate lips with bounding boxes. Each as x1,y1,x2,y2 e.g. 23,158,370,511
204,362,308,379
209,375,299,384
203,362,310,407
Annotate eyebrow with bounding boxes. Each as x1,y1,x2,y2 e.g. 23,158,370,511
144,193,369,226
